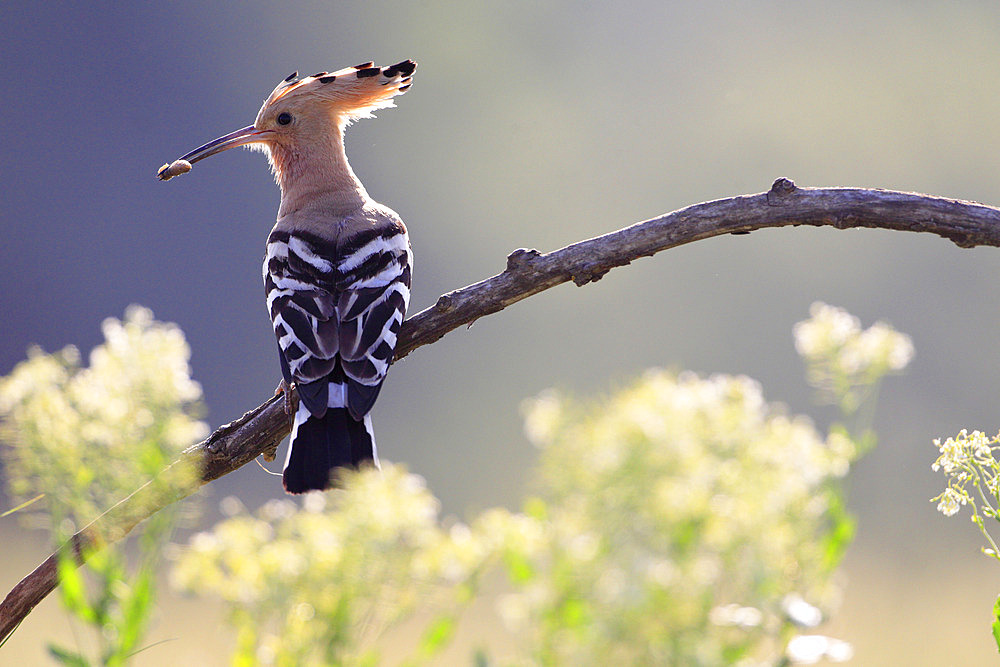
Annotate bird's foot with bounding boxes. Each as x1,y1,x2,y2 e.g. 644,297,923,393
275,379,299,418
263,380,298,462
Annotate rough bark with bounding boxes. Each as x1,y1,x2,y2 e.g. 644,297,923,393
3,179,1000,642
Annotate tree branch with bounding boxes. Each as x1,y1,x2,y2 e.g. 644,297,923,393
3,179,999,641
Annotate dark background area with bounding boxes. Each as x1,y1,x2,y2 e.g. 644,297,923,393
3,2,1000,663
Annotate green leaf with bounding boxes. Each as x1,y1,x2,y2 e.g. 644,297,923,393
117,564,156,657
47,643,90,666
418,614,456,657
503,551,535,584
558,597,588,629
992,594,1000,654
820,492,857,572
1,493,45,517
56,549,98,624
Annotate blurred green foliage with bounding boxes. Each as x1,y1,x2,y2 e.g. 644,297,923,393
0,305,207,528
0,306,206,664
174,467,486,666
175,303,911,665
508,370,852,664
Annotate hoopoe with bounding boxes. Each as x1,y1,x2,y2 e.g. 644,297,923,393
158,60,416,493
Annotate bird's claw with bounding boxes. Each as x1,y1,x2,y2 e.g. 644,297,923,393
261,380,297,463
275,379,298,419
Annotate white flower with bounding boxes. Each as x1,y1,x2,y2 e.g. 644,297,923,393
710,603,763,628
786,634,854,664
220,495,245,517
970,430,993,458
782,593,823,627
936,488,966,517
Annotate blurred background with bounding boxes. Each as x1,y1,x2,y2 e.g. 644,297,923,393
2,1,999,663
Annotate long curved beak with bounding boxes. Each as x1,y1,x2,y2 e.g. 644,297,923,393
157,125,272,180
179,125,271,164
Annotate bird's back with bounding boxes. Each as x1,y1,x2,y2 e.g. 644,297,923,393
264,200,411,492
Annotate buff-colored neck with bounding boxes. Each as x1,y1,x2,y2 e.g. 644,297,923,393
271,123,369,219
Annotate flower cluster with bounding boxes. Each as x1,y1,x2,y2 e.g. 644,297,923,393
0,306,206,664
794,302,914,414
931,430,1000,557
0,305,205,528
173,465,491,665
931,430,1000,652
507,369,858,665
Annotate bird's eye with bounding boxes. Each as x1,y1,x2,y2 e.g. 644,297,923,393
276,112,292,126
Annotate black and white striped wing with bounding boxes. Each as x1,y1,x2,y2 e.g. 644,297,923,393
335,226,411,419
264,230,340,389
263,225,410,419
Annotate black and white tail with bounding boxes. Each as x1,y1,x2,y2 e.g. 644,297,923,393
282,386,377,494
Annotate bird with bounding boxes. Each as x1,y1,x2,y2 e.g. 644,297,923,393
158,60,416,493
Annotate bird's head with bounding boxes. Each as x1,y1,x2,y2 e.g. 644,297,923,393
157,60,416,189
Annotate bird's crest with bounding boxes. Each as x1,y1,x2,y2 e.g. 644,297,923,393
258,60,416,125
